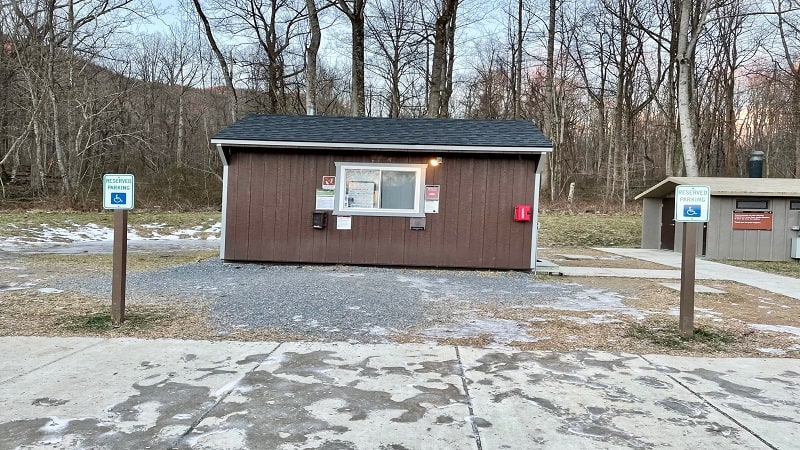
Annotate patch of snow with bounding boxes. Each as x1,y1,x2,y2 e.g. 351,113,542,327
1,219,222,252
562,314,624,325
205,222,222,233
38,416,71,434
421,317,541,346
38,288,63,294
750,324,800,338
757,348,787,355
547,288,647,319
368,326,390,336
668,307,721,318
0,281,36,292
141,223,167,229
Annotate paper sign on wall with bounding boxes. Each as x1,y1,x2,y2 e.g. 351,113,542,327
315,189,334,210
425,185,440,214
337,216,352,230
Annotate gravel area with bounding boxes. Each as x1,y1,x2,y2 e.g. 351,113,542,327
6,248,800,356
50,259,611,343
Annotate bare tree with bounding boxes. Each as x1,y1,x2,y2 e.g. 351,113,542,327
191,0,238,121
675,0,717,177
365,0,424,117
305,0,322,115
776,0,800,177
336,0,366,116
10,0,141,200
425,0,458,118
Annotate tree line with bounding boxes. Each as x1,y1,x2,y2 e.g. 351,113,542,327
1,0,799,209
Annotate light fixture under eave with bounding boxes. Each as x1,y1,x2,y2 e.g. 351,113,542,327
429,157,443,167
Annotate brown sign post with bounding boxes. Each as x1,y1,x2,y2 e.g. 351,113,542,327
679,222,698,338
674,185,710,339
103,174,134,325
111,210,128,324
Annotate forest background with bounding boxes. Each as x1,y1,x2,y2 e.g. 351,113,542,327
1,0,800,211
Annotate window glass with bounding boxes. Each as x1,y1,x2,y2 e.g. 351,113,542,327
345,169,379,208
381,171,416,209
335,163,426,217
735,199,768,209
790,199,800,210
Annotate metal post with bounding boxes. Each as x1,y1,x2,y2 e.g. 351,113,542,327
111,209,128,325
679,222,697,338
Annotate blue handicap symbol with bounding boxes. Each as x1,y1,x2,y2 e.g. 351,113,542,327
683,204,701,217
111,192,127,205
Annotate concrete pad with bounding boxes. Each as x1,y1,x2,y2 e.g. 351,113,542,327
557,254,598,260
646,355,800,450
560,266,685,279
596,248,800,300
2,337,795,449
0,336,106,383
0,337,279,449
659,282,727,294
186,342,475,449
459,348,770,449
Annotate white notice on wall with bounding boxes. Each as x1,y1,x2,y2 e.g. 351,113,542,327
337,216,352,230
315,189,334,210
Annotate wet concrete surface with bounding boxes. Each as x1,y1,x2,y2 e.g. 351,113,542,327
1,337,797,449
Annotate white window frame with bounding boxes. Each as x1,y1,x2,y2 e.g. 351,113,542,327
334,162,427,217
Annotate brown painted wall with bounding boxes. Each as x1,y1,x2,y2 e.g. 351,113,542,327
223,149,538,269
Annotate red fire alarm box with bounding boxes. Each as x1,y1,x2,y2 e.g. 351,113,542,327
514,204,532,222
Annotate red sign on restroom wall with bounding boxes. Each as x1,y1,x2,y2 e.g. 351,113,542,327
732,212,773,230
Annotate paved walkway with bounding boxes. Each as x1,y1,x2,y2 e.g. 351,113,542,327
556,248,800,300
1,337,798,449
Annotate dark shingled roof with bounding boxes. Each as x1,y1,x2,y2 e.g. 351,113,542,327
211,114,552,150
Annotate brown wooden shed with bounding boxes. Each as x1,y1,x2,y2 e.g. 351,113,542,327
211,114,553,270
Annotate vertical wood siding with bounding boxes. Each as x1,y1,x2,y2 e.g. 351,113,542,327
706,198,794,261
223,149,538,269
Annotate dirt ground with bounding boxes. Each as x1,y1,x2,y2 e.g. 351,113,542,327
1,248,798,358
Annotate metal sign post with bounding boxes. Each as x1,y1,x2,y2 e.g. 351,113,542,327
103,174,134,325
674,185,710,339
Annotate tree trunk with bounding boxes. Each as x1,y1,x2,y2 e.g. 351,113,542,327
305,0,321,116
45,0,70,194
427,0,458,118
514,0,523,118
793,74,800,177
352,20,365,116
337,0,366,117
192,0,238,122
675,0,709,177
177,88,186,167
541,0,557,200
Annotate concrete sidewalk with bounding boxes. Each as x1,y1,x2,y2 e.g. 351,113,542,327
556,248,800,301
1,336,797,449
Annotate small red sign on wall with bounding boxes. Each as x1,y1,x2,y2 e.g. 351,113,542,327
732,212,773,230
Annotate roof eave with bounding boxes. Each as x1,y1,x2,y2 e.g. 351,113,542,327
636,176,800,199
210,138,553,154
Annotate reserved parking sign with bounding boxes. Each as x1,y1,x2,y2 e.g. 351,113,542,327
103,174,135,210
674,185,710,222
